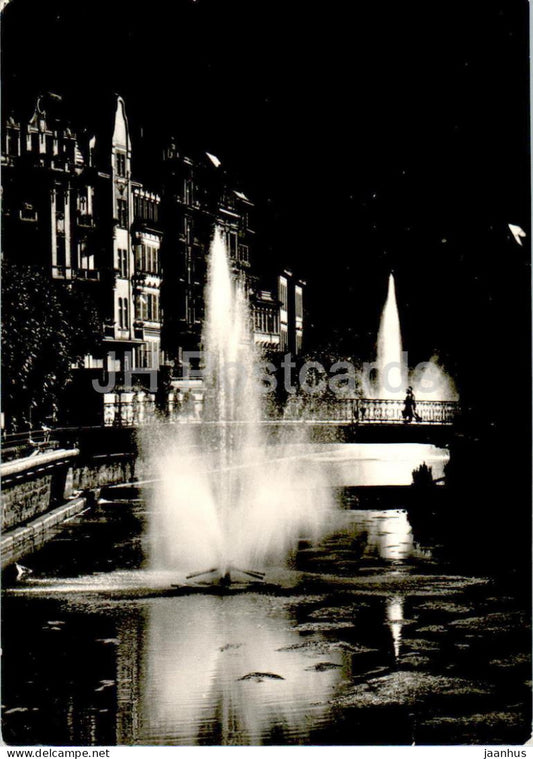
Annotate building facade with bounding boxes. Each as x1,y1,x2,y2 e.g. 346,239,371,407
1,92,304,424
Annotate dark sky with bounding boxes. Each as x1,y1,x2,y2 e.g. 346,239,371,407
2,0,530,391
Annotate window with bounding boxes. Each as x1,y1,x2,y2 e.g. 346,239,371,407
184,178,193,206
115,152,126,177
139,245,159,273
79,242,94,271
118,249,128,278
137,344,152,368
56,236,66,268
185,218,192,245
20,203,37,221
187,299,194,325
119,298,129,329
238,244,249,263
228,232,238,259
117,199,128,228
279,278,288,310
146,293,160,322
295,287,303,318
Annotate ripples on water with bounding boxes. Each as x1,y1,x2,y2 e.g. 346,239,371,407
2,444,531,746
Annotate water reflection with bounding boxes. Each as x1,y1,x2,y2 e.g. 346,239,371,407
385,596,405,661
344,509,415,561
136,596,346,745
316,443,449,487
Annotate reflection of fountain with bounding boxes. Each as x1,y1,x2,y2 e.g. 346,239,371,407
372,272,457,402
385,596,405,661
139,597,346,745
146,229,333,580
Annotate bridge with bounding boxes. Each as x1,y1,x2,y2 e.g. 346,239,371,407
97,394,458,426
95,395,459,444
2,398,458,458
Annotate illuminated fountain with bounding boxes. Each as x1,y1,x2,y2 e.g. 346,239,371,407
374,272,406,399
372,272,457,402
146,229,334,584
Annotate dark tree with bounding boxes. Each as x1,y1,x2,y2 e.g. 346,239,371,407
2,261,101,431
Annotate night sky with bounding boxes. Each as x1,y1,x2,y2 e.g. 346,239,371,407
2,0,530,405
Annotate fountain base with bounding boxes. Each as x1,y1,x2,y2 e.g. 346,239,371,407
172,566,266,591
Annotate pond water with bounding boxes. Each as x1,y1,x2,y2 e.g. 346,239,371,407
2,444,531,746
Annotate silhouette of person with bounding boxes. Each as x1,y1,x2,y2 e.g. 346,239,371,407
403,386,419,423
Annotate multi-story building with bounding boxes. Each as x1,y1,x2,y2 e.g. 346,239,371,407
132,187,163,372
1,92,304,424
2,94,162,377
157,142,257,374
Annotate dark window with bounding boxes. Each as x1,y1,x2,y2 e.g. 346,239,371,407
117,199,128,228
56,236,66,267
115,152,126,176
229,232,238,259
184,179,193,206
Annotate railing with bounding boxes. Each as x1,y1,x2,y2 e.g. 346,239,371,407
285,398,458,425
103,392,158,427
1,399,459,446
101,394,459,427
1,428,60,461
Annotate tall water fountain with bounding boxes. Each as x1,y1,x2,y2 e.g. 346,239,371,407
145,229,334,583
374,272,406,399
372,272,457,402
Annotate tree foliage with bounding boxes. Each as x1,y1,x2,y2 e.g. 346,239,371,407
2,261,101,430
